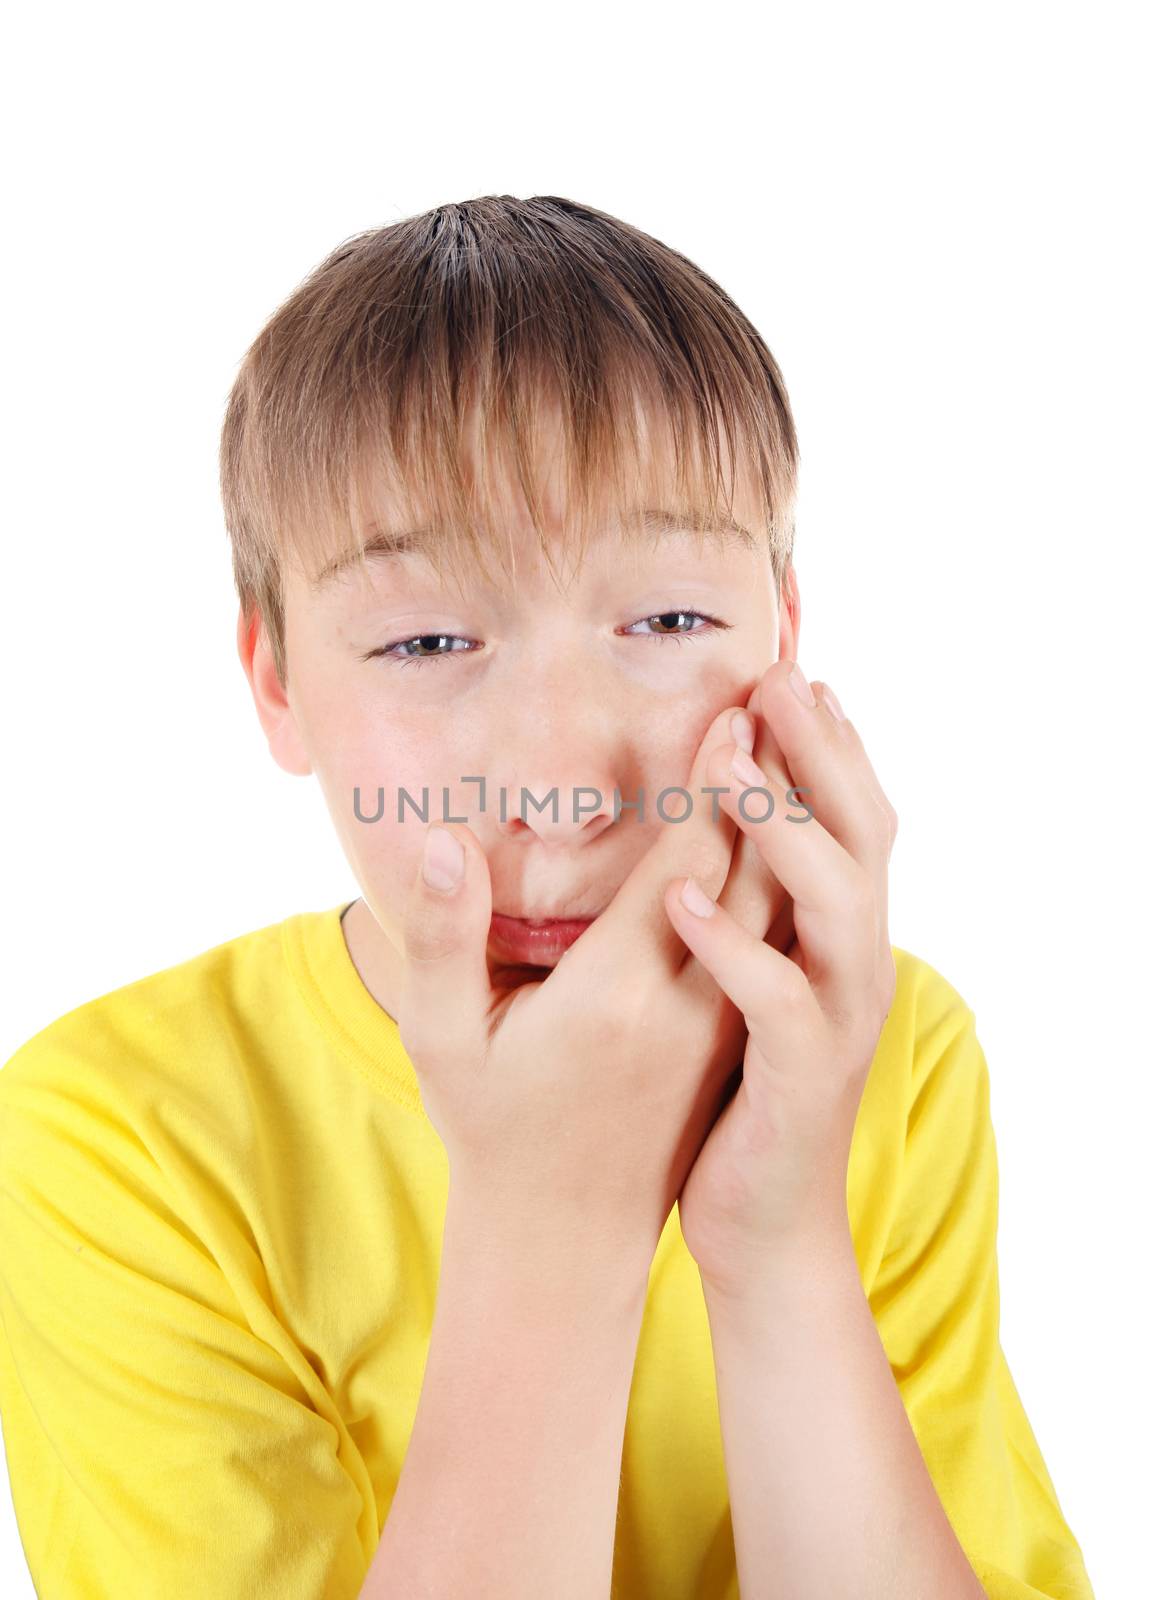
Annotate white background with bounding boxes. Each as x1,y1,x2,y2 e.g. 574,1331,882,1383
2,2,1154,1594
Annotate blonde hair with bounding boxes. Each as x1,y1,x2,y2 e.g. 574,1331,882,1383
219,194,799,686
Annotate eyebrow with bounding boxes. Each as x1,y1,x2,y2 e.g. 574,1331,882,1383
311,507,757,589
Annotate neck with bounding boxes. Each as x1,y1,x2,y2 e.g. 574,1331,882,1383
340,897,405,1022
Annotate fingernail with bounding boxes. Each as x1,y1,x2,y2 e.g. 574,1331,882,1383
423,825,464,891
820,684,846,722
730,710,755,753
789,662,816,707
680,875,717,918
730,746,767,788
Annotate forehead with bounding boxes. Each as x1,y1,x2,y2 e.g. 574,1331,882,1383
308,507,761,600
299,385,768,602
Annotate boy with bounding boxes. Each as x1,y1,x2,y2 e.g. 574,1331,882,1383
0,195,1095,1598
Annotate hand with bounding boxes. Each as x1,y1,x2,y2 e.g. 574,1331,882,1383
394,702,765,1270
663,659,899,1301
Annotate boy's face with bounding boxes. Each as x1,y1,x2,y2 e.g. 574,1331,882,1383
240,395,800,1013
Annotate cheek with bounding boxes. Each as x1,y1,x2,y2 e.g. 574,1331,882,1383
629,662,763,794
313,711,473,908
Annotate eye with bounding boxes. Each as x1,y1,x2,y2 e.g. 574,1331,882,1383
620,607,731,643
362,607,733,668
361,632,478,668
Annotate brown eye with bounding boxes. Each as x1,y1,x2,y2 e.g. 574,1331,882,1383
621,608,730,642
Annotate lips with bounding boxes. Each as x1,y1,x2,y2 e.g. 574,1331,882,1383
488,912,597,966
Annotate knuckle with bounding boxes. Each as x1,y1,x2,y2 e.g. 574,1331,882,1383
780,963,815,1017
687,841,730,885
879,799,899,849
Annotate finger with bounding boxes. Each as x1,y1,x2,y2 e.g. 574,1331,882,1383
704,737,879,1020
728,678,824,955
710,701,791,944
557,700,747,992
755,661,896,927
715,823,789,945
662,871,814,1030
397,821,494,1072
743,676,791,803
765,884,798,957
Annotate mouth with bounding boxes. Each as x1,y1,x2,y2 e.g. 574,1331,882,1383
488,911,599,967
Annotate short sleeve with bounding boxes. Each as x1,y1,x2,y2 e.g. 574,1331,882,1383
0,1062,374,1599
867,993,1096,1600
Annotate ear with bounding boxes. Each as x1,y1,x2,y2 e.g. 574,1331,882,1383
235,605,313,777
777,561,802,661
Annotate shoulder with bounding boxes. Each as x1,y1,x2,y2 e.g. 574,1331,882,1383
885,945,988,1115
0,913,292,1170
886,944,995,1164
847,948,991,1283
889,943,977,1037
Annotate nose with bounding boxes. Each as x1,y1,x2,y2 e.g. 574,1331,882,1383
493,693,624,846
500,774,618,844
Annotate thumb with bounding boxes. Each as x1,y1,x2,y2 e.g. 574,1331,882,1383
397,822,493,1075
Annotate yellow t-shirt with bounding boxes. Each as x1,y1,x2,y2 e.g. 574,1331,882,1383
0,902,1094,1600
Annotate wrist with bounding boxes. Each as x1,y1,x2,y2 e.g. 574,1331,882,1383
442,1176,655,1319
699,1222,861,1334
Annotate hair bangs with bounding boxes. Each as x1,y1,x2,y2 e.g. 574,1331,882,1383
220,195,798,683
